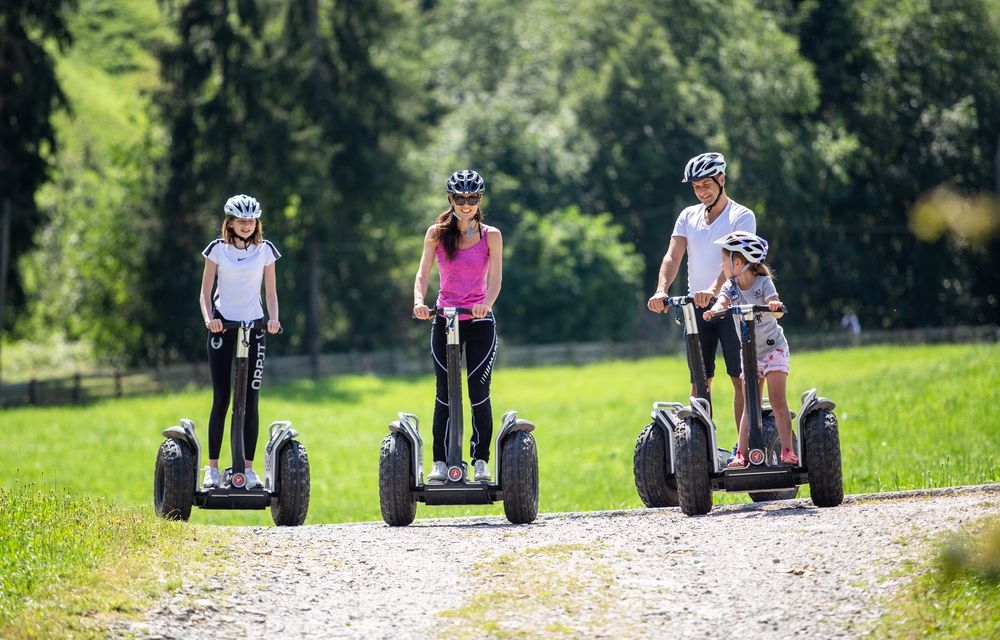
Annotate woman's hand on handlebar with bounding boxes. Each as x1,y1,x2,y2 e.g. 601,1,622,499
471,303,491,319
267,319,282,334
206,319,223,333
413,303,432,320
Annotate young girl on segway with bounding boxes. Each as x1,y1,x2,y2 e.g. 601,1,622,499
199,194,282,489
702,231,799,469
412,169,503,484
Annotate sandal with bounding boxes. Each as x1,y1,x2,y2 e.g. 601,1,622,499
726,450,749,469
780,448,800,466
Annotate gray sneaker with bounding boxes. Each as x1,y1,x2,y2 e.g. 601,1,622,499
245,468,263,489
473,459,491,482
202,466,220,489
428,461,447,483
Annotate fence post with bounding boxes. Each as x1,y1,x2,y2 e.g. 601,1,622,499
28,379,36,406
73,373,81,403
115,371,123,397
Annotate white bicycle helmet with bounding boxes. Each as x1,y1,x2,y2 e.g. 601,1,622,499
446,169,485,194
682,152,727,183
224,194,262,219
714,231,768,263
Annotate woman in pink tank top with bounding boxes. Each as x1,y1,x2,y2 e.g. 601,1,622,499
413,170,504,483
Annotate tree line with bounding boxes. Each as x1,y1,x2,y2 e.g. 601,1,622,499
3,0,999,368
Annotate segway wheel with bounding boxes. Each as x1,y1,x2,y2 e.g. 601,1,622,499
749,414,800,503
154,438,195,521
501,430,538,524
633,422,679,508
803,408,844,507
271,440,310,526
379,432,417,526
674,417,713,516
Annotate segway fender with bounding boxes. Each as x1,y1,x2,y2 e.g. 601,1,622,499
797,388,836,462
162,418,202,491
677,397,724,473
495,410,536,484
264,420,300,493
650,402,683,474
388,412,424,486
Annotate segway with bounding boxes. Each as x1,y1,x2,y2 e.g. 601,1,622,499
379,307,539,526
634,296,730,508
669,303,843,516
153,320,310,526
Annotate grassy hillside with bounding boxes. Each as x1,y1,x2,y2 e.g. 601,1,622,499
0,343,996,525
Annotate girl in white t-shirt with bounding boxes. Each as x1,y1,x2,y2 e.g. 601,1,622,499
199,194,282,489
703,231,798,469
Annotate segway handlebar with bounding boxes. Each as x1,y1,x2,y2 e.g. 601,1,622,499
664,295,717,309
710,304,786,319
217,320,283,333
412,306,477,319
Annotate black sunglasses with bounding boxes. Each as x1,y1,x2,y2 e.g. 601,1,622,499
451,194,482,206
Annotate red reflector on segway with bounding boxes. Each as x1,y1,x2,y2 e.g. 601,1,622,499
232,473,246,488
749,449,765,465
448,466,463,481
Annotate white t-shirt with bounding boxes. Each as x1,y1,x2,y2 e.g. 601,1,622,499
671,200,756,295
202,239,281,321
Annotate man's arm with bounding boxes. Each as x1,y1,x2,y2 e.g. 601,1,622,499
647,236,686,312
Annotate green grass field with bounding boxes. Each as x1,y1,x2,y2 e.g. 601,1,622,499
1,343,996,526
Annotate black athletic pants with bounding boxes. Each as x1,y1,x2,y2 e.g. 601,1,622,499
431,313,498,463
207,317,267,461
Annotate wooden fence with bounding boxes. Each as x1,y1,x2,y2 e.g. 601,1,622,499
2,324,996,408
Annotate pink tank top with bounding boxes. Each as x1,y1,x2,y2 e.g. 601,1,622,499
436,228,490,319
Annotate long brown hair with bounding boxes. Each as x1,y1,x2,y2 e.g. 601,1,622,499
433,204,484,261
724,249,775,279
221,216,264,245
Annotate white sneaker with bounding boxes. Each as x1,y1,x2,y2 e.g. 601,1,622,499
245,469,262,489
473,459,491,482
428,461,447,482
202,466,220,488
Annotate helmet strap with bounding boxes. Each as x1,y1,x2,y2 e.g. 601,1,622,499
451,209,477,237
705,176,724,214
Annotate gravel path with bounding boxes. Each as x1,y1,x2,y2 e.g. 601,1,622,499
119,484,1000,639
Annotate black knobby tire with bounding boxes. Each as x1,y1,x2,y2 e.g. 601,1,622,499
501,430,539,524
673,417,713,516
633,422,679,508
379,432,417,526
271,440,311,526
749,414,800,503
803,407,844,507
154,438,195,521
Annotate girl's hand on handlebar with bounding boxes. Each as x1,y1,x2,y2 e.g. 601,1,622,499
767,299,785,316
413,303,432,320
267,319,282,334
471,303,491,318
206,319,223,333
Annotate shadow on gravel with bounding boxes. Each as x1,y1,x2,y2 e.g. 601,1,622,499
409,520,546,530
705,500,817,519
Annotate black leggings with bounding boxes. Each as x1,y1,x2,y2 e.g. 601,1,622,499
431,314,498,462
207,320,267,461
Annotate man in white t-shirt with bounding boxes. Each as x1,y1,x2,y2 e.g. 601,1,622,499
647,152,755,437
